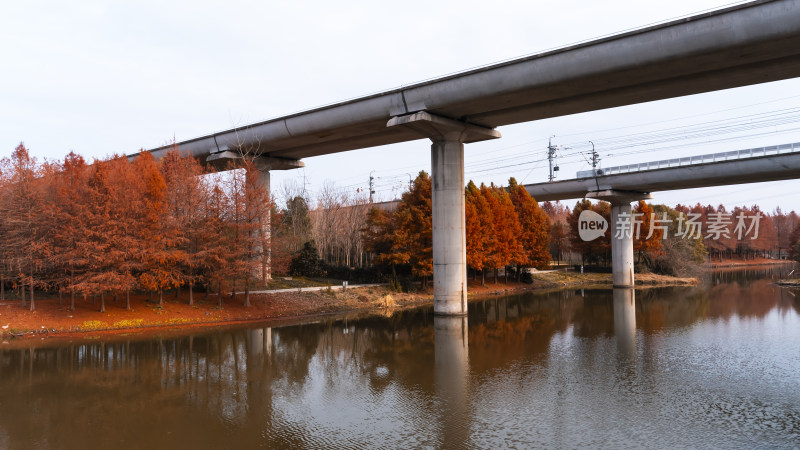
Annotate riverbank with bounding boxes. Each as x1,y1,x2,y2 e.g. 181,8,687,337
0,272,697,342
708,258,795,268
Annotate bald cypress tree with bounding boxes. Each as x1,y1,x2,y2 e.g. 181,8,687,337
508,177,551,273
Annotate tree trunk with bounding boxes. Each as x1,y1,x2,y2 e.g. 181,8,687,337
100,293,105,313
158,290,163,307
58,288,63,306
481,269,486,287
126,289,131,311
189,282,194,306
70,268,75,312
494,268,498,284
29,278,35,312
244,271,251,307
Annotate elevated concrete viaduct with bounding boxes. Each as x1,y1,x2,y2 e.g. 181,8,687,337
525,148,800,287
132,0,800,315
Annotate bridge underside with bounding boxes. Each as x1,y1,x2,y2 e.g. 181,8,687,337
524,152,800,202
138,1,800,165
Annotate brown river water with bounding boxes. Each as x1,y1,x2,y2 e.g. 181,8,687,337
1,267,798,449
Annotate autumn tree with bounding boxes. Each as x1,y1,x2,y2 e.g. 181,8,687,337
465,181,494,286
773,208,800,259
649,204,707,276
567,199,611,265
52,152,90,312
542,201,572,265
135,153,184,306
633,201,664,265
508,177,550,273
241,161,272,306
362,206,404,286
2,144,45,311
201,178,233,307
393,172,433,288
482,183,523,283
160,150,207,305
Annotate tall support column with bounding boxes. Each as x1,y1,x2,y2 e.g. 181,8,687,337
247,166,272,282
431,140,468,315
207,151,304,284
586,189,652,289
387,112,500,316
610,202,634,288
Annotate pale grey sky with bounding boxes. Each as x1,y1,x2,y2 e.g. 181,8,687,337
2,0,799,212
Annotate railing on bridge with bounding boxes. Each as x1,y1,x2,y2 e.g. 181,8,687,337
576,141,800,178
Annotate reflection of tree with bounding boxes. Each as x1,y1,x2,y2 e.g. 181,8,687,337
636,287,710,332
0,270,793,447
468,291,581,372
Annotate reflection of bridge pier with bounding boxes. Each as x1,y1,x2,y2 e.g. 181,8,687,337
613,288,636,355
247,327,272,357
434,316,470,447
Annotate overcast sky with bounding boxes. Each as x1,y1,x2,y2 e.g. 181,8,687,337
3,0,799,212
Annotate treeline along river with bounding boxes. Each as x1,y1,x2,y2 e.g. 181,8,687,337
1,266,798,448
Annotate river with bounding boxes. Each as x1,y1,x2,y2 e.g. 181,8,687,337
1,267,798,448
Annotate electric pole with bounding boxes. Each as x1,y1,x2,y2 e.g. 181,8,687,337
589,141,600,174
547,136,558,182
369,171,375,203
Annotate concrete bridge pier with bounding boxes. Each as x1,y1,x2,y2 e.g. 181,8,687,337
610,202,635,288
387,112,500,315
587,190,652,288
207,151,304,282
246,163,275,282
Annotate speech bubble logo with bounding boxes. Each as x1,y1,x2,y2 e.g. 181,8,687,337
578,209,608,241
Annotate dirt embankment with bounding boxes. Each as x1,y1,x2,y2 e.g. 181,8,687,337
0,272,697,342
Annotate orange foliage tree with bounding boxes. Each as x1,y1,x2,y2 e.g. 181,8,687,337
465,181,494,286
483,183,523,283
508,177,550,272
633,201,664,265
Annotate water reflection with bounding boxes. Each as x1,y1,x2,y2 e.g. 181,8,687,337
0,269,798,448
613,288,636,356
434,316,470,449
